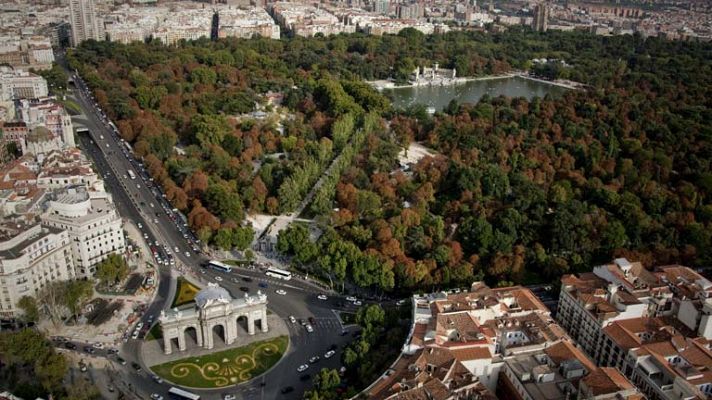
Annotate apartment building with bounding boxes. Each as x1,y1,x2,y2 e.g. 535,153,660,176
16,97,75,148
0,36,55,71
68,0,105,46
41,186,125,279
0,67,48,102
0,219,73,318
1,121,28,155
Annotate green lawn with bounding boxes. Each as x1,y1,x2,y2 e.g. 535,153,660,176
145,324,162,341
172,277,200,308
151,336,288,388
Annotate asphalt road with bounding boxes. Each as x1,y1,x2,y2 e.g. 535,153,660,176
65,73,362,399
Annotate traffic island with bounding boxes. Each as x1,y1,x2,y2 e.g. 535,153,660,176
150,335,288,388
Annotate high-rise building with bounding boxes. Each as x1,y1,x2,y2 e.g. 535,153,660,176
533,3,549,32
69,0,105,46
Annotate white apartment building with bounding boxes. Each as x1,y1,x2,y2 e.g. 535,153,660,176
69,0,105,46
0,67,48,102
41,186,125,279
16,97,75,148
0,220,74,318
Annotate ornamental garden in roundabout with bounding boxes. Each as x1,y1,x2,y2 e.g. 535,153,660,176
151,335,288,388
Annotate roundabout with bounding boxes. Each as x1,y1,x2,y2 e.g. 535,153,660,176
150,335,288,388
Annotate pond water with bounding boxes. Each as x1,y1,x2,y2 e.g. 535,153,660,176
383,76,569,110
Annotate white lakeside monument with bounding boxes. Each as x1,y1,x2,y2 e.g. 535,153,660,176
159,284,269,355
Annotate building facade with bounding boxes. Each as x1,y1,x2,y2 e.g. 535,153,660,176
0,67,49,102
41,186,125,279
69,0,105,46
0,220,74,318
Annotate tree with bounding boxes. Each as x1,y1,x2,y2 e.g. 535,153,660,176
17,296,38,323
356,304,385,331
64,280,93,322
191,114,231,148
96,254,129,287
37,281,68,326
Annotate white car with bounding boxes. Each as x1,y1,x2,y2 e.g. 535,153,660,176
289,315,296,324
324,350,336,359
353,300,362,306
275,289,287,295
174,246,179,253
317,294,328,301
185,252,191,257
215,276,223,282
136,322,144,330
345,296,357,302
92,342,104,349
305,325,314,333
297,364,309,373
150,395,163,400
224,395,236,400
131,331,139,340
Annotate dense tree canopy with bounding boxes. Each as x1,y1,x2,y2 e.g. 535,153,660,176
70,27,712,291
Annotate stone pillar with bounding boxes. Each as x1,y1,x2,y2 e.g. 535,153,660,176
196,327,203,347
178,331,187,351
248,315,255,335
205,324,214,349
226,318,236,345
163,334,172,355
261,309,268,333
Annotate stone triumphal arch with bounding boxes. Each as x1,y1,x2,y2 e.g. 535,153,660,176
159,284,269,354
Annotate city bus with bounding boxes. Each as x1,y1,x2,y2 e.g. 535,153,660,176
207,260,232,273
266,267,292,281
168,387,200,400
127,170,136,180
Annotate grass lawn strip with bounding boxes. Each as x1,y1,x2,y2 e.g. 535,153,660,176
151,336,288,388
172,277,201,308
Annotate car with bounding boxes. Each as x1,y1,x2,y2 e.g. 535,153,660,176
345,296,357,302
281,387,294,394
65,342,77,350
223,395,236,400
107,348,119,355
150,395,163,400
305,325,314,333
174,246,179,253
153,218,158,223
396,299,407,306
92,342,104,349
215,276,223,282
317,294,328,300
79,362,87,372
136,322,144,330
353,300,363,306
105,143,109,148
324,350,336,359
83,346,95,354
258,282,268,289
239,286,249,292
150,203,154,208
131,331,139,340
107,385,115,393
116,357,127,365
300,319,307,326
137,184,140,189
185,252,190,257
300,374,311,381
137,222,142,229
288,315,296,324
275,289,287,295
143,233,149,239
309,356,320,363
152,375,163,384
131,362,142,372
297,364,309,373
242,277,253,282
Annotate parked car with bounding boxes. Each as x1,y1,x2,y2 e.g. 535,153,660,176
324,350,336,359
64,342,77,350
305,325,314,333
309,356,320,363
288,315,296,324
297,364,309,373
345,296,357,302
131,362,142,372
275,289,287,295
317,294,328,300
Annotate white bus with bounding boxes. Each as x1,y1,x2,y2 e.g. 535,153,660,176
206,260,232,273
168,387,200,400
266,267,292,281
127,170,136,180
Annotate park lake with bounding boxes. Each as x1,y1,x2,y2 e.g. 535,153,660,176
383,76,570,111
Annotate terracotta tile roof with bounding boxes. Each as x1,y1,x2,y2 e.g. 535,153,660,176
581,367,635,395
544,340,596,371
450,346,492,361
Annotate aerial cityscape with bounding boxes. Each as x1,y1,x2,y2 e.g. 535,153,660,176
0,0,711,399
